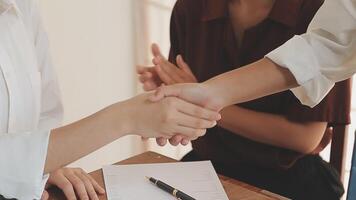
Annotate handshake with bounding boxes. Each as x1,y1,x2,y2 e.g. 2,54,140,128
133,44,225,146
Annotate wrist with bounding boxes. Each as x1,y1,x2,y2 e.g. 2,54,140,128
103,101,133,137
200,82,225,110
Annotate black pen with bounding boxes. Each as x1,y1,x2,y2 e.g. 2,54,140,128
146,176,196,200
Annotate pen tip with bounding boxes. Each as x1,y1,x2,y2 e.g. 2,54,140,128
145,176,150,180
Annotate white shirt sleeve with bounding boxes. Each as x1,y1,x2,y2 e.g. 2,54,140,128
0,131,50,199
31,0,64,130
0,0,63,199
266,0,356,107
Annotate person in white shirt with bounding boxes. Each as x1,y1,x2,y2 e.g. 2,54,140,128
0,0,220,199
141,0,356,145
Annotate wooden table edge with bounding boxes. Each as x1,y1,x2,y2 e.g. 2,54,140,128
48,151,286,200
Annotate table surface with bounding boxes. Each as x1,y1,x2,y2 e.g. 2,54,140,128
48,151,288,200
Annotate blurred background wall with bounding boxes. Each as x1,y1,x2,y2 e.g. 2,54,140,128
39,0,144,172
38,0,188,173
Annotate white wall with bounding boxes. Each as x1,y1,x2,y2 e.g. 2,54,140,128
39,0,145,172
134,0,192,160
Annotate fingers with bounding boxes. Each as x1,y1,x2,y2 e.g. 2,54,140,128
143,82,159,91
176,55,196,81
149,85,181,102
84,174,106,195
176,111,217,129
75,172,98,200
175,126,206,139
41,190,49,200
138,72,152,84
169,135,184,146
137,65,149,75
181,138,190,145
48,168,105,200
66,172,89,200
176,99,221,121
156,135,190,146
151,43,163,60
156,137,168,146
54,174,77,200
137,66,160,91
155,65,176,85
155,58,189,84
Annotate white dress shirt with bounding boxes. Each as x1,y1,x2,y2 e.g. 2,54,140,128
0,0,63,199
267,0,356,107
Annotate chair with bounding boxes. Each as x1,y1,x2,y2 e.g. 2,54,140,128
346,130,356,200
330,79,352,180
330,125,348,181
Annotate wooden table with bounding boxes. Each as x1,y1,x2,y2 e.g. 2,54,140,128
48,151,288,200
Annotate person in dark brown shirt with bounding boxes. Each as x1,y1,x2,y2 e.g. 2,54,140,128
138,0,351,199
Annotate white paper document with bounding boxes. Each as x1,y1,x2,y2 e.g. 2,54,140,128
103,161,229,200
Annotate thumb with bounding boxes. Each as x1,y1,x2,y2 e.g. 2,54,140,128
149,85,181,102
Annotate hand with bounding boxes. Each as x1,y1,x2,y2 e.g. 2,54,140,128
125,92,221,140
137,44,197,91
45,168,105,200
149,83,225,146
149,83,224,146
137,44,163,91
137,66,162,91
152,43,197,85
138,44,199,145
151,83,223,112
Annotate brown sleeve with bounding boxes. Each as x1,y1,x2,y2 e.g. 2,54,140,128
285,80,352,126
295,0,325,34
168,0,187,65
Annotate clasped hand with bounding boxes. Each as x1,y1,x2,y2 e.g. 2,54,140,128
138,44,223,146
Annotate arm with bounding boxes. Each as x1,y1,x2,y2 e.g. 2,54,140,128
149,57,297,110
0,93,220,199
139,50,325,153
45,93,220,173
203,58,298,108
207,0,356,107
219,106,326,154
45,101,130,174
152,0,356,109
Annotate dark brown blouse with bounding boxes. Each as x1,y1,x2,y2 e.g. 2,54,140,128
168,0,351,169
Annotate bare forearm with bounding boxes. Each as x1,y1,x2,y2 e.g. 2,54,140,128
204,58,298,107
45,102,130,173
218,106,327,154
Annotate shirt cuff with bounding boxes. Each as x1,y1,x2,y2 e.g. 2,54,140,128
266,35,321,85
265,35,334,107
290,75,335,107
0,130,51,199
